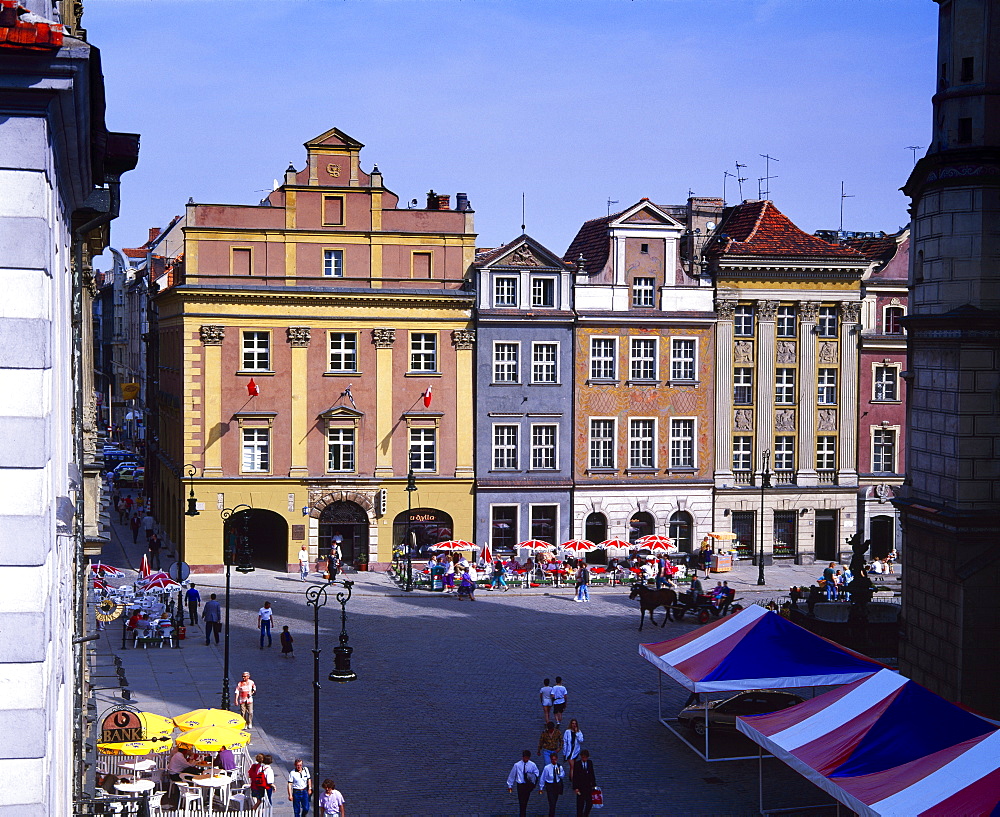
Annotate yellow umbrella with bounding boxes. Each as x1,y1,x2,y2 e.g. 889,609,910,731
98,739,173,756
175,726,251,751
138,711,176,738
174,708,246,733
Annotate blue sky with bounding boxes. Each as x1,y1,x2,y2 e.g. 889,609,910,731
88,0,937,260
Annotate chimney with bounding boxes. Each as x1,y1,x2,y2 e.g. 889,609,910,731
437,195,451,210
456,192,470,212
426,190,439,210
285,163,297,186
147,227,161,245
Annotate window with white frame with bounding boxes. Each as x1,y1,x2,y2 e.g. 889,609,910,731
632,277,655,308
774,436,795,471
818,368,837,405
589,419,615,469
493,342,519,383
734,368,753,405
777,305,796,337
409,333,437,372
242,331,270,371
734,304,754,336
530,425,557,470
409,427,436,472
492,425,519,469
816,436,835,470
630,337,657,381
873,429,896,473
671,339,696,381
884,306,904,334
493,276,518,307
323,249,344,278
733,436,752,472
531,342,558,384
241,428,270,472
629,418,655,469
531,277,556,308
590,338,617,380
328,332,357,372
327,428,355,472
817,306,838,337
775,368,796,404
874,365,899,401
670,418,695,468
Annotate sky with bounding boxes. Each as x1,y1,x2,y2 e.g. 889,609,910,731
86,0,938,263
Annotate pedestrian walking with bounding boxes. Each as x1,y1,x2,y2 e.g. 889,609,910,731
443,556,456,594
701,543,713,578
258,601,274,648
124,495,133,514
562,719,584,775
458,567,476,600
298,545,310,581
318,777,345,817
329,537,342,580
539,678,554,723
248,753,274,808
234,671,257,728
571,749,597,817
148,532,162,570
203,593,222,645
116,498,127,524
185,583,201,624
574,564,590,602
552,676,568,725
539,753,565,817
129,514,140,544
141,511,155,541
823,562,838,600
287,758,312,817
490,559,509,591
506,750,539,817
280,625,294,658
538,721,560,767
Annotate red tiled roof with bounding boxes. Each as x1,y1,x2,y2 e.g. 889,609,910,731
705,200,865,260
123,248,147,259
563,210,625,274
843,236,896,262
0,1,63,50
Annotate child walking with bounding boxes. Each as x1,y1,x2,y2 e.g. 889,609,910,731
280,625,294,659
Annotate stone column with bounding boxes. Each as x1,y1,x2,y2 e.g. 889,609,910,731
287,327,311,478
838,302,861,486
755,300,778,482
199,325,225,478
796,301,820,485
714,300,736,485
372,328,395,478
453,329,476,478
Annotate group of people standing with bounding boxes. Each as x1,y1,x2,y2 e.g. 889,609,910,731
246,755,346,817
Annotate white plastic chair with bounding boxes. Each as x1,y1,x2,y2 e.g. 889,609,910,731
176,783,203,815
147,790,165,816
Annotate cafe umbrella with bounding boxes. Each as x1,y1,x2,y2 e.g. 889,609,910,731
175,726,251,752
173,708,246,733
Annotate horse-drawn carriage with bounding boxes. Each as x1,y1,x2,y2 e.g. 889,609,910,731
629,582,742,630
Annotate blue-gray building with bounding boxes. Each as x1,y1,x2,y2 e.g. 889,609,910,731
473,236,575,554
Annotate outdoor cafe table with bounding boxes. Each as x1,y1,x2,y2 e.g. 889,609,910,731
191,772,234,815
117,759,156,775
114,779,155,794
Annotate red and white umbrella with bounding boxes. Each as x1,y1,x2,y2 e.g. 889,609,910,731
92,577,111,591
90,562,126,578
140,575,181,591
635,535,675,554
431,540,475,552
137,571,171,586
560,539,597,554
480,542,493,564
139,554,151,578
518,540,554,552
598,538,632,551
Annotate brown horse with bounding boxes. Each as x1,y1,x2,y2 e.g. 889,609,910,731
629,582,678,631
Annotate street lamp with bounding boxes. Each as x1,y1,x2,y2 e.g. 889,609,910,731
404,469,417,592
176,464,200,628
219,504,255,710
758,449,772,587
305,578,356,817
184,464,200,517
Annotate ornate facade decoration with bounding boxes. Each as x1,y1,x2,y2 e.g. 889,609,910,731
757,299,779,321
199,325,225,345
734,409,753,431
818,409,837,431
840,301,862,323
818,342,838,363
371,328,395,349
716,300,737,320
734,341,754,363
306,487,377,518
798,301,820,322
777,341,797,364
286,326,311,347
775,410,796,431
508,245,542,266
875,483,893,503
451,329,476,350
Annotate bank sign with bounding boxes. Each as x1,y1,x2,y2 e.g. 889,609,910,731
100,708,143,743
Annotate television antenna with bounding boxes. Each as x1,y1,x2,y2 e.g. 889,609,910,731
735,162,748,201
607,198,619,217
905,145,923,165
723,170,736,206
839,181,855,232
759,154,779,198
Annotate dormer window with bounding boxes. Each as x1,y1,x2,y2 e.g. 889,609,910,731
494,277,518,307
531,277,555,308
632,277,655,308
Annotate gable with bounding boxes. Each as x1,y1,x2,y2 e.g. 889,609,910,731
622,209,670,224
610,200,683,230
481,235,568,270
305,127,365,151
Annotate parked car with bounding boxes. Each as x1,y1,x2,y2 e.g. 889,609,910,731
677,690,805,735
114,467,137,487
109,461,139,480
104,450,137,470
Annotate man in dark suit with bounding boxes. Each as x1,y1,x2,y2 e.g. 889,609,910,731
572,749,597,817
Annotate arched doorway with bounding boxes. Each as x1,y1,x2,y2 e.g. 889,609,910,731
669,511,693,553
223,509,288,572
319,501,370,567
585,512,607,544
629,511,655,544
392,508,453,556
869,515,894,559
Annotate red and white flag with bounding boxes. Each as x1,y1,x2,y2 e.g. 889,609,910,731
247,378,259,397
423,385,432,408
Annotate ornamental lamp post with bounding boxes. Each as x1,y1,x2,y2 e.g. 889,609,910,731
758,449,772,587
184,464,200,517
219,504,254,710
404,469,417,592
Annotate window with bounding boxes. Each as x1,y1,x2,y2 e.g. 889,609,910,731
494,277,518,307
671,339,696,381
530,425,557,470
530,505,557,544
961,56,974,82
640,243,649,254
241,428,269,472
773,511,797,557
777,305,796,337
958,117,973,143
816,436,836,470
884,306,904,334
493,342,519,383
328,333,357,372
590,338,617,380
492,425,519,470
874,366,898,401
589,419,616,469
733,436,752,472
775,368,796,404
323,196,344,226
734,305,754,337
323,249,344,278
734,368,753,405
242,331,270,371
629,419,655,469
670,418,695,468
531,277,556,308
774,436,795,472
629,511,654,544
632,277,655,308
491,506,518,552
873,429,896,473
818,368,837,405
732,510,754,559
817,306,838,338
327,428,355,472
584,512,607,545
630,338,657,381
669,511,693,554
409,428,436,472
412,252,432,279
531,342,558,384
409,333,437,372
232,248,252,277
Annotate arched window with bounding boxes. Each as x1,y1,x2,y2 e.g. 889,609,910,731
884,306,904,334
628,512,655,544
669,511,693,553
584,512,607,544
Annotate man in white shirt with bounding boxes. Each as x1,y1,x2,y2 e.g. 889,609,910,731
551,676,568,725
539,753,566,816
258,601,274,648
506,749,540,817
287,758,312,817
298,547,310,582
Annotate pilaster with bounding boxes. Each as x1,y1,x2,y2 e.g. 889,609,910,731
755,300,778,480
714,300,735,484
199,325,224,477
796,301,820,485
288,327,311,478
372,328,395,477
838,302,860,485
452,329,476,478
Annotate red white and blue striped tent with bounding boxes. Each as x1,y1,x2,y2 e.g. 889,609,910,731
639,604,885,692
736,668,1000,817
